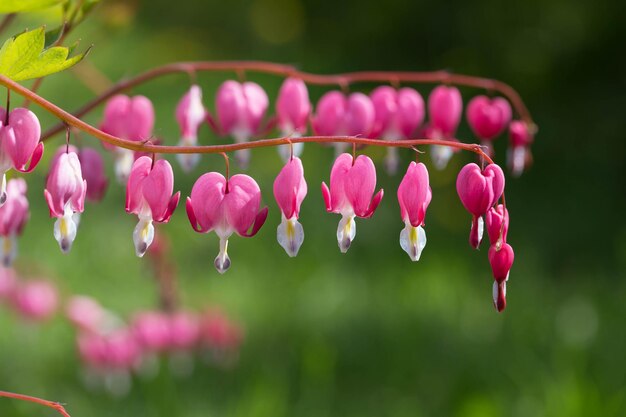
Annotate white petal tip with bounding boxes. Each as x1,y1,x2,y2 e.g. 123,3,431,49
277,217,304,257
400,225,427,262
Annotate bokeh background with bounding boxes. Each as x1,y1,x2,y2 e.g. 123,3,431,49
1,0,625,416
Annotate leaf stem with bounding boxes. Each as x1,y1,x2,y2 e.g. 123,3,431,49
0,390,72,417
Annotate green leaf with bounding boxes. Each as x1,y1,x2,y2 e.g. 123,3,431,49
0,26,90,81
0,0,66,13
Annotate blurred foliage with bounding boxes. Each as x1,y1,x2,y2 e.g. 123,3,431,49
0,0,625,416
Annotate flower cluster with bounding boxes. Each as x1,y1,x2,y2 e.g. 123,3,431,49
0,73,526,313
167,80,532,175
456,163,514,311
71,299,242,396
0,266,243,397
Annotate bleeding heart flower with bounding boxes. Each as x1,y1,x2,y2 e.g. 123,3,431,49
466,96,512,140
169,311,200,350
485,204,509,246
507,120,533,177
397,162,432,261
0,107,44,205
273,156,307,257
0,178,29,266
132,311,171,353
276,77,311,161
176,85,207,172
321,153,384,252
100,95,155,183
44,149,87,253
489,243,514,284
12,279,58,322
216,80,268,168
313,91,375,156
427,86,462,169
186,172,268,273
125,156,180,257
371,86,425,174
456,163,505,249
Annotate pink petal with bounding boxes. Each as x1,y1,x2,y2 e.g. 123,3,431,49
344,154,377,217
428,85,462,137
224,174,262,236
142,159,175,221
312,91,346,135
216,80,247,134
2,108,42,171
125,156,152,214
397,162,431,226
466,96,512,140
188,172,227,233
397,87,425,137
326,153,354,213
242,81,269,134
345,93,375,137
273,157,307,219
276,77,310,134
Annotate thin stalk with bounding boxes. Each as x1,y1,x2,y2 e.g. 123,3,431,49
40,61,536,140
0,391,71,417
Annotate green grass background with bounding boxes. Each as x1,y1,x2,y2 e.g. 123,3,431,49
1,0,625,416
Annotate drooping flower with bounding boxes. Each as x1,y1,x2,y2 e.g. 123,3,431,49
131,311,171,353
0,107,44,205
426,85,462,169
276,77,311,161
79,148,108,202
100,95,155,183
489,242,514,312
397,162,432,261
11,279,58,322
321,153,384,252
168,311,200,351
186,172,268,273
507,120,533,177
466,95,512,156
44,149,87,253
273,157,307,257
175,85,207,172
125,156,180,257
371,86,425,174
216,80,268,168
312,91,375,156
485,204,509,246
0,178,29,266
456,163,505,249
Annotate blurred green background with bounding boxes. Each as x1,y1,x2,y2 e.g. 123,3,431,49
1,0,625,416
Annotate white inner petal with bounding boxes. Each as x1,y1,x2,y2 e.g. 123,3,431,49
54,204,78,253
400,223,427,262
214,237,231,274
337,214,356,253
133,217,154,257
277,214,304,257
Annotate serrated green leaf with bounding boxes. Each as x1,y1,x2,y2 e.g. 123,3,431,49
0,0,66,13
0,26,91,81
0,27,45,75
